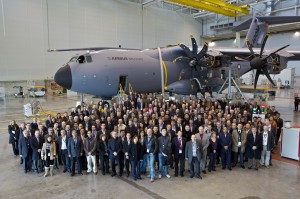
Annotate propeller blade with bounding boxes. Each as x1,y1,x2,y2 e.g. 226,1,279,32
254,70,260,89
259,33,269,58
263,44,290,61
173,56,190,63
178,43,193,58
245,38,255,56
191,35,198,56
262,67,276,86
196,42,208,60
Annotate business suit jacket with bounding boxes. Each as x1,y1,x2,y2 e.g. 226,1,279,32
172,137,186,159
143,136,158,154
158,136,171,155
232,129,247,153
195,133,210,158
185,140,202,164
219,132,232,150
8,124,19,144
68,137,83,157
97,140,109,157
30,136,44,160
57,136,69,155
123,137,131,154
128,142,144,161
19,137,32,158
246,132,261,159
108,137,122,159
83,137,97,156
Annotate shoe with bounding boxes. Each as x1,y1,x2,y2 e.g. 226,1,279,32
248,167,252,170
166,174,171,179
266,166,270,169
255,168,258,171
212,169,216,171
208,169,211,172
180,174,184,177
158,174,162,179
222,167,225,170
86,172,91,175
202,170,206,174
70,173,75,176
190,175,194,178
241,165,245,169
134,178,137,181
150,178,154,182
79,173,83,175
111,173,116,177
63,169,67,173
126,173,129,177
196,175,202,179
175,173,178,177
232,164,236,168
138,177,142,180
94,172,98,175
119,174,122,177
228,168,232,171
270,163,273,166
24,170,27,174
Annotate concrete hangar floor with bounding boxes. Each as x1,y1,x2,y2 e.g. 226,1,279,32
0,89,299,199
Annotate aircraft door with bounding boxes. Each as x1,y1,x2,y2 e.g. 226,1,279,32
118,75,128,93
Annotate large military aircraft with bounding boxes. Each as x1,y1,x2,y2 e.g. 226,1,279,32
52,14,300,99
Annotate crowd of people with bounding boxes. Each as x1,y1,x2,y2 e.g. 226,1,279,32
8,94,283,182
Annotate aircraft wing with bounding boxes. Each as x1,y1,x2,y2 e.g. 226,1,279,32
211,47,300,61
48,47,140,52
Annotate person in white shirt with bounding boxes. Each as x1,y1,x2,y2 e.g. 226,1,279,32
260,125,274,168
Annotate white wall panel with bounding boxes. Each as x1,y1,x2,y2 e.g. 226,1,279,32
0,0,202,81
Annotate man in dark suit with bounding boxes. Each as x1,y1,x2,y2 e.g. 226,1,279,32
108,131,123,177
123,132,132,177
158,128,171,179
57,129,70,173
275,113,283,145
125,120,138,137
265,118,276,165
19,130,32,173
247,127,261,170
68,130,83,176
30,130,44,173
185,134,202,179
220,126,232,170
172,131,186,177
8,120,20,156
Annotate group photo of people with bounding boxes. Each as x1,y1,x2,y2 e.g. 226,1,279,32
8,93,283,182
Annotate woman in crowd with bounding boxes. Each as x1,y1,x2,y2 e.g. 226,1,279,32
41,136,57,177
208,131,218,172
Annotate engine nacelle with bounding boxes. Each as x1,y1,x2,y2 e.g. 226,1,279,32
166,79,198,95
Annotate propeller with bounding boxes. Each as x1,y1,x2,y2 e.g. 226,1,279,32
173,35,210,68
242,33,289,89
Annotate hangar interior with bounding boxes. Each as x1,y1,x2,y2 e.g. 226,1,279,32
0,0,300,199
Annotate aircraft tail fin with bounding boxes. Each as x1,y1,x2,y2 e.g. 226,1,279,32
233,14,300,48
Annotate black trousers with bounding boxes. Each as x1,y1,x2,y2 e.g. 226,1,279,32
110,155,121,175
11,141,19,155
119,153,124,174
99,155,109,174
174,153,185,175
70,156,82,175
61,149,70,171
125,157,130,174
23,155,32,171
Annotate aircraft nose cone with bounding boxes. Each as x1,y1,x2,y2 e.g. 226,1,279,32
54,64,72,89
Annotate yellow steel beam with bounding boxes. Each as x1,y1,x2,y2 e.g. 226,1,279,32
202,0,249,15
167,0,236,17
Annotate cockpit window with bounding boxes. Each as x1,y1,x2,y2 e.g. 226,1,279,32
78,55,85,64
69,56,77,62
86,56,92,63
